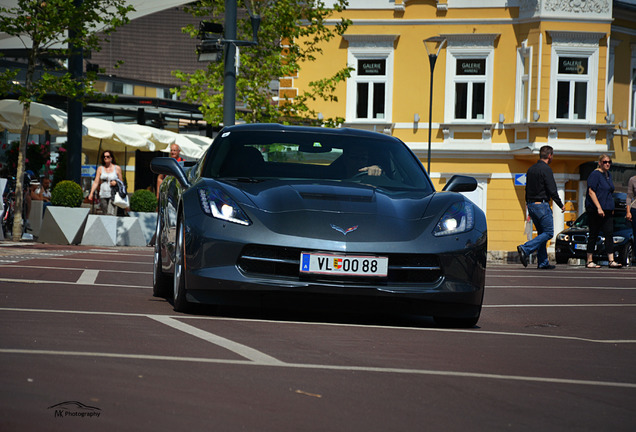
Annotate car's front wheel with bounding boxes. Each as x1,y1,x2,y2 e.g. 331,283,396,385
434,312,480,328
152,217,171,298
555,254,569,264
173,216,192,313
619,242,633,267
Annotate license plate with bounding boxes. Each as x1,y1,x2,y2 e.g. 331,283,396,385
575,244,587,251
300,252,388,277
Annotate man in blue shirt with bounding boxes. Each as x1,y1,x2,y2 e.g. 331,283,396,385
517,145,565,269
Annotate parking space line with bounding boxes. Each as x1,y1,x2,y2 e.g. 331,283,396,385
484,304,636,308
2,307,635,344
148,315,286,365
486,285,636,290
2,348,635,390
2,265,152,274
75,270,99,285
0,278,149,288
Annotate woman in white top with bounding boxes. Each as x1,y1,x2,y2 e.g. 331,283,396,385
89,150,123,216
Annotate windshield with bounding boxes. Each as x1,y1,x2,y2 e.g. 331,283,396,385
202,129,434,192
573,211,628,230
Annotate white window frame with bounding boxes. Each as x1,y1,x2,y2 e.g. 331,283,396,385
548,31,603,123
344,35,396,124
515,44,533,123
443,34,497,124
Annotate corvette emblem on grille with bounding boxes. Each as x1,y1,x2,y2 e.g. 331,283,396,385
330,224,358,235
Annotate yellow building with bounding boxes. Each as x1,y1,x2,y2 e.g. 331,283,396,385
284,0,636,256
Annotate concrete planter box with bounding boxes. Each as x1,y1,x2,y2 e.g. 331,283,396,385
37,207,157,247
128,211,157,245
38,207,90,245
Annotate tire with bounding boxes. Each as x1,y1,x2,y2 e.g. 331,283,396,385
620,242,633,268
152,216,171,298
173,217,191,313
555,254,569,265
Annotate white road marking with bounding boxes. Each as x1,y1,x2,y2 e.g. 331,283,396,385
487,285,636,290
75,270,99,285
1,348,635,390
2,265,152,274
0,278,149,289
484,304,636,308
2,307,635,344
148,315,286,365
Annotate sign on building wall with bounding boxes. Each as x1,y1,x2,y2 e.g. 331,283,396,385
358,59,386,76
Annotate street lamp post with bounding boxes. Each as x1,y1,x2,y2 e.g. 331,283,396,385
423,36,446,174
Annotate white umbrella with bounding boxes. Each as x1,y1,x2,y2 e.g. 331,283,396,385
82,117,155,152
127,124,177,148
0,99,67,134
161,133,212,160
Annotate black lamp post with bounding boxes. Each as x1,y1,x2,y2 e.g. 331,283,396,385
197,0,261,127
423,36,446,174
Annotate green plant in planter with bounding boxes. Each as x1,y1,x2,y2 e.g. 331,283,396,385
51,180,84,208
130,189,157,212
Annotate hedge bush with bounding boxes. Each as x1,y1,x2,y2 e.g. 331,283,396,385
130,189,157,212
51,180,84,208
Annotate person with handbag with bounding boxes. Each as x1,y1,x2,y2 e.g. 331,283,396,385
585,154,621,268
89,150,123,216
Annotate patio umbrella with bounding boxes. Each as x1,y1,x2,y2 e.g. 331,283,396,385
126,124,177,148
0,99,68,134
160,133,212,160
82,117,155,152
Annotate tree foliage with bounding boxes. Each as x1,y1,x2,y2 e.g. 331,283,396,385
173,0,352,127
0,0,133,240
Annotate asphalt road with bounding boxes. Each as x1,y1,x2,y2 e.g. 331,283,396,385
1,243,635,431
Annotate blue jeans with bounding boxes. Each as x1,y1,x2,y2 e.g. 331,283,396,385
520,202,554,268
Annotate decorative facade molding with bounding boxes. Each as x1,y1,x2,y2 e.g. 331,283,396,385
441,33,500,48
342,34,399,48
519,0,611,20
547,30,606,46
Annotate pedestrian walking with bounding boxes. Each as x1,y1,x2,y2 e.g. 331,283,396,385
89,150,123,216
627,171,636,263
517,145,565,269
585,154,621,268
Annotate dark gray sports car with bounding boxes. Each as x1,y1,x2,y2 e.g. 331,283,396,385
151,123,487,327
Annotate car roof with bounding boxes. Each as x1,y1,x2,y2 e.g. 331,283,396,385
220,123,401,142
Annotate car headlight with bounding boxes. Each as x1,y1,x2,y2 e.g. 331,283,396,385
613,236,625,244
557,233,570,241
198,188,251,226
433,201,475,237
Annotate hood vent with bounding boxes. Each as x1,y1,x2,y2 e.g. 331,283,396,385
300,192,373,202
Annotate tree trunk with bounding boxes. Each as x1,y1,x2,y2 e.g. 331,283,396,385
11,44,37,241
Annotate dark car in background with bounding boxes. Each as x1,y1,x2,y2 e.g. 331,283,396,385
151,123,487,327
555,194,633,266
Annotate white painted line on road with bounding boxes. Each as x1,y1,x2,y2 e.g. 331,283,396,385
148,315,286,366
49,257,151,265
2,265,152,275
486,285,636,290
2,307,635,344
2,348,635,390
0,278,149,289
484,304,636,308
75,270,99,285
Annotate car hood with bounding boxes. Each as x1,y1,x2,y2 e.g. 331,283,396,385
221,179,435,219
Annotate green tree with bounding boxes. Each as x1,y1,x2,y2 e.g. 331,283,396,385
173,0,352,127
0,0,133,241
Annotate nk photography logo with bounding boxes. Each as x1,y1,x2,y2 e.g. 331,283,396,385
48,401,101,418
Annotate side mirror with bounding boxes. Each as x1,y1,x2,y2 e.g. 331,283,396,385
151,157,191,189
566,220,574,227
442,175,477,193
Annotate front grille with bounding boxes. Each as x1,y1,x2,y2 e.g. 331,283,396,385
572,234,588,243
237,244,443,284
